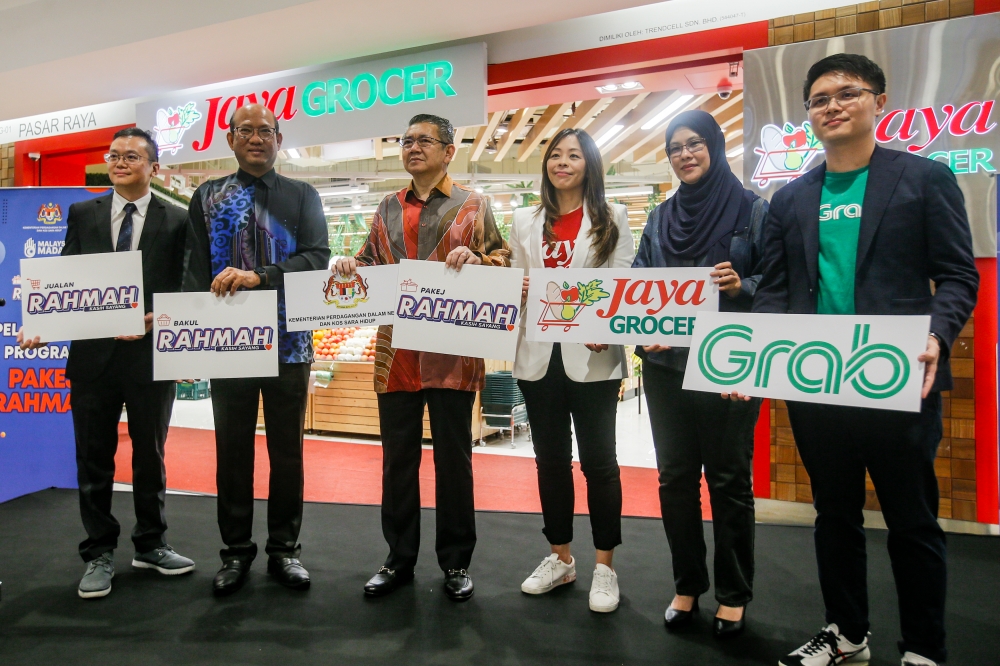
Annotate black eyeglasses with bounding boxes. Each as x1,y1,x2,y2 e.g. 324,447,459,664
398,136,451,150
105,152,148,165
232,126,277,141
804,87,879,112
666,137,708,159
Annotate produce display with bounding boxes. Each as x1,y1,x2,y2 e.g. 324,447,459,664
312,326,378,362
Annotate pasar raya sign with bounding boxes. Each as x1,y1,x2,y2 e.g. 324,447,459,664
135,42,487,163
525,268,718,346
743,13,1000,258
682,312,930,413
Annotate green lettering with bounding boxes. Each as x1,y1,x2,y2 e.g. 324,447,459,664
970,148,996,173
640,316,658,335
403,64,426,103
351,72,378,110
658,316,674,335
626,316,641,334
327,77,354,113
302,81,326,117
675,317,687,336
425,60,457,99
378,67,404,105
610,316,625,333
949,149,970,174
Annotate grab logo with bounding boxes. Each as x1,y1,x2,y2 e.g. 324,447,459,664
819,203,862,222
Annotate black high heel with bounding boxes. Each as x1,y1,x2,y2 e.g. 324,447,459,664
712,605,746,638
664,597,699,629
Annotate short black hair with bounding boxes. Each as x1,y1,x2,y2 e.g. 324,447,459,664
408,114,454,144
803,53,886,102
228,109,279,133
113,127,159,162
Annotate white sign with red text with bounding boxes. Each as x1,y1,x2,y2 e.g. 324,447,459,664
525,268,719,347
20,252,145,342
284,265,399,331
153,291,278,380
390,260,523,361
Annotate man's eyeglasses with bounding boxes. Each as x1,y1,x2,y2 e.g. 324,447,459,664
232,126,277,141
104,152,148,165
804,87,879,112
398,136,451,150
666,137,708,159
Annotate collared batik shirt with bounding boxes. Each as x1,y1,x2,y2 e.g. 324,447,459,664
355,174,510,393
183,168,330,364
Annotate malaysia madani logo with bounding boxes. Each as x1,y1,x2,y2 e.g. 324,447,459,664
697,323,910,400
37,203,62,224
153,102,203,156
323,273,369,308
751,121,824,187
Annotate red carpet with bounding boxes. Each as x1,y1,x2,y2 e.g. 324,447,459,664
115,424,711,520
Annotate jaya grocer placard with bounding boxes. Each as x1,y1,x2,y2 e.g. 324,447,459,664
682,312,930,412
524,268,718,346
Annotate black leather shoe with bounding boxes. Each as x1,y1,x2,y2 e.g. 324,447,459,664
443,569,474,601
267,557,310,590
364,566,414,597
713,606,746,638
213,558,252,596
664,597,699,629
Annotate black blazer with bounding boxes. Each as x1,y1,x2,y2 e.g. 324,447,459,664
752,145,979,392
61,192,188,383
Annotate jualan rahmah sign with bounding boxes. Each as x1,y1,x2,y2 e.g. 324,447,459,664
682,312,930,412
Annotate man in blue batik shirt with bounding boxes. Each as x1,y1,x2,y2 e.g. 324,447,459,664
183,104,329,596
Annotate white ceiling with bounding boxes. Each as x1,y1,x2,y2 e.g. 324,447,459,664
0,0,661,121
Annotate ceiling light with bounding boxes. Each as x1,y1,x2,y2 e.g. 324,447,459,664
509,195,520,208
640,95,695,131
604,186,654,198
474,185,484,194
317,184,370,198
495,123,509,136
351,197,362,210
286,148,302,159
604,84,619,92
621,81,640,90
595,124,625,148
325,205,379,215
595,82,645,95
726,145,745,158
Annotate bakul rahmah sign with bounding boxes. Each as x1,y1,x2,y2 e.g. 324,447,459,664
135,42,487,164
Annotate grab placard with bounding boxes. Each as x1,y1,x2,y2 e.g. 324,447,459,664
153,291,278,380
20,251,145,342
524,267,718,346
682,312,930,412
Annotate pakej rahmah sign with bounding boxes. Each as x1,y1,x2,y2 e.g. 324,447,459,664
135,43,487,163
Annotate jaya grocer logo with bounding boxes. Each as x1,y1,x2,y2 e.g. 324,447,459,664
152,102,203,156
697,323,910,400
537,279,609,332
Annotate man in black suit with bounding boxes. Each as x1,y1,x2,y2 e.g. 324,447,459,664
745,55,978,666
20,127,193,599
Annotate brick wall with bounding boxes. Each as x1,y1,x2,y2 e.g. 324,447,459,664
1,144,13,187
764,1,981,520
768,0,975,45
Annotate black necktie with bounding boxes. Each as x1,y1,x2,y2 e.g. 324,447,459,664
116,202,136,252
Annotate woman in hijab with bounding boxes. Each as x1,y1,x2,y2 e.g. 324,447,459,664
633,109,767,637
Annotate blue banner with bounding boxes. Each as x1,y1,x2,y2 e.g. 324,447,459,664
0,187,109,503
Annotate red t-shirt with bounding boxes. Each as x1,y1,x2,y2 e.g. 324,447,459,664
542,207,583,268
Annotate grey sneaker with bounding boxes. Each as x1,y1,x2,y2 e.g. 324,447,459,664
132,546,195,575
78,551,115,599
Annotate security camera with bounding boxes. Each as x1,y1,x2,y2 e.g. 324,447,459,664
717,82,733,100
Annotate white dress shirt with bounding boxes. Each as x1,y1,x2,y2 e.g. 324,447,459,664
110,190,151,251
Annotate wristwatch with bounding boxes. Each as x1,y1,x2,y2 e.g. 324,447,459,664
253,266,268,287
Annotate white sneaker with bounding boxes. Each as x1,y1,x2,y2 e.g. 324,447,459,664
779,624,871,666
901,652,938,666
521,554,576,594
588,564,619,613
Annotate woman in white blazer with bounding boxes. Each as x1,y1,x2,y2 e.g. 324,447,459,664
509,128,635,613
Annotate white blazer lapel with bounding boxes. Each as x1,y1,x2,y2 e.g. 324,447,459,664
569,207,594,268
529,206,545,269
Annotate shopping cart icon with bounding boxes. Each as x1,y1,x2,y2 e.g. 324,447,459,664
28,278,40,290
536,298,586,332
750,121,824,187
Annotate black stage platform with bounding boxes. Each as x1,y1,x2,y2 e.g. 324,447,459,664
0,490,997,665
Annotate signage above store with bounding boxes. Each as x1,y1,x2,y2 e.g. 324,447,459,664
0,100,135,143
743,13,1000,258
135,43,486,164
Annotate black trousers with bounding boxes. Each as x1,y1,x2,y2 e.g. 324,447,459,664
517,347,623,551
377,388,477,572
643,361,759,606
787,395,946,663
211,362,310,561
71,358,175,562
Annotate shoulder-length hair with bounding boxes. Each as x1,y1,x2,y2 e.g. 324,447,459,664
538,128,618,266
